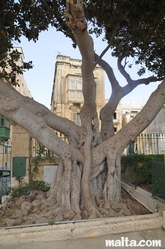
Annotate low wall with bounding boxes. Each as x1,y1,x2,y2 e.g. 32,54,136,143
0,213,162,246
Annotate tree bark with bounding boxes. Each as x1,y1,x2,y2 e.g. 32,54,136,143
0,0,165,221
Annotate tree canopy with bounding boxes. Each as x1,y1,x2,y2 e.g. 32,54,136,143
1,0,165,83
85,0,165,79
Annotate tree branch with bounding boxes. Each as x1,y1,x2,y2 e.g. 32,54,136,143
95,53,122,141
95,53,122,100
0,79,83,160
24,98,81,146
64,0,96,117
93,78,165,165
94,23,120,67
117,57,158,97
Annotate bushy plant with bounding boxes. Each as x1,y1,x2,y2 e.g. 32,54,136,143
121,154,164,185
10,181,50,199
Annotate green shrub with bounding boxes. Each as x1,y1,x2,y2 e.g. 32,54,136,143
121,154,164,185
10,181,50,199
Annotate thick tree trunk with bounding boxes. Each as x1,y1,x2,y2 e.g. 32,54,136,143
0,56,165,222
47,2,165,221
0,0,165,221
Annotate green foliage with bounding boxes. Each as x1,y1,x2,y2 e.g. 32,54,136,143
119,198,123,203
14,176,24,186
0,0,68,83
0,0,34,83
85,0,165,80
32,144,45,178
10,180,50,199
138,164,152,184
1,0,165,82
121,154,164,185
152,160,165,201
48,220,55,226
32,143,57,179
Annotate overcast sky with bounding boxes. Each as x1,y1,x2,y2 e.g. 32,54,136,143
16,26,159,108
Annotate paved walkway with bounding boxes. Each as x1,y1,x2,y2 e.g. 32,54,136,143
1,228,165,249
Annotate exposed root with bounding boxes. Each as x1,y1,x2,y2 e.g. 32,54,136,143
63,209,75,220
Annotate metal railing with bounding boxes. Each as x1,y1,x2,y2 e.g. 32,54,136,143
152,160,165,202
124,133,165,155
121,154,165,203
121,154,138,189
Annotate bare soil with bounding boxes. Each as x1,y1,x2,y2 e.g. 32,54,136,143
0,187,151,227
140,183,152,193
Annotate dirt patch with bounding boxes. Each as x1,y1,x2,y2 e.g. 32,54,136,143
0,188,151,227
140,183,152,193
120,188,151,216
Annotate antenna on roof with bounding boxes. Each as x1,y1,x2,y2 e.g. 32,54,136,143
55,51,61,55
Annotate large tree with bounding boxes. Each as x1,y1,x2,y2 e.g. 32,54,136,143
1,0,165,219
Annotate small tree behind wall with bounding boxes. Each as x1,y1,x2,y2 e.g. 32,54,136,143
0,0,165,220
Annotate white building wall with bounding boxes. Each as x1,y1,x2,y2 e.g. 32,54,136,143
146,108,165,134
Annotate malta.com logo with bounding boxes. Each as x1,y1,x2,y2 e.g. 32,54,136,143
105,237,161,247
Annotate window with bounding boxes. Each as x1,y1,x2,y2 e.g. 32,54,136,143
77,78,82,90
72,112,81,126
131,111,138,114
76,113,81,126
68,76,82,90
70,81,76,89
113,112,117,119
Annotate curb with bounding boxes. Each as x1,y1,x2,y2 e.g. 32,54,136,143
0,213,162,245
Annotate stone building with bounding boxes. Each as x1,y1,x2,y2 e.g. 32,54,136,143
50,55,147,136
0,47,35,189
11,47,36,186
105,101,144,133
119,102,165,154
120,102,144,128
51,55,105,126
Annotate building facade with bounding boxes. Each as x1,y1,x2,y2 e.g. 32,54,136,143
0,47,35,189
50,55,147,137
110,101,144,133
51,55,105,126
11,47,36,186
